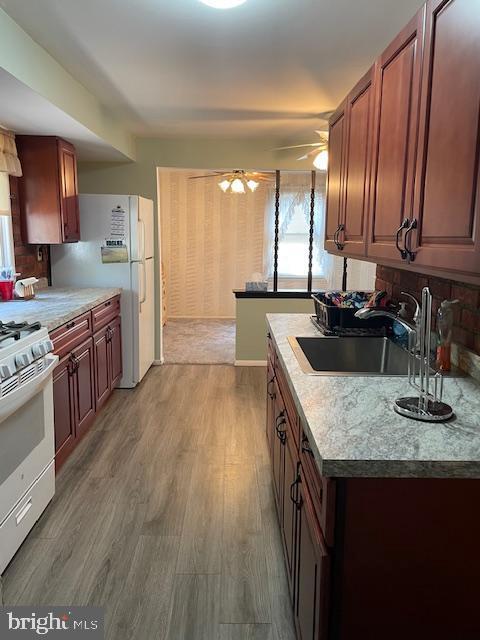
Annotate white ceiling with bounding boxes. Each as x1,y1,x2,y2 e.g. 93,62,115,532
0,0,424,144
0,69,127,161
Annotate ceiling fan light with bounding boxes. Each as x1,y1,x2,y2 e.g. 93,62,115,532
247,180,259,192
199,0,247,8
313,150,329,171
219,179,231,192
231,178,246,194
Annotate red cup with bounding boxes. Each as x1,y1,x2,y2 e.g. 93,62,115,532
0,280,14,301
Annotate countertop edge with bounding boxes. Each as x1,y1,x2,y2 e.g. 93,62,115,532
266,314,480,479
0,288,122,332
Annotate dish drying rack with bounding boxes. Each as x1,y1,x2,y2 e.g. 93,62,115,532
394,287,454,422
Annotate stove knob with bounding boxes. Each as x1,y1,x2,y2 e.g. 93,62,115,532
43,339,54,353
31,343,46,358
15,352,33,369
0,363,15,379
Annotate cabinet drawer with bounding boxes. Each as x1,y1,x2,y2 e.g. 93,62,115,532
300,427,335,546
92,296,121,331
50,311,92,358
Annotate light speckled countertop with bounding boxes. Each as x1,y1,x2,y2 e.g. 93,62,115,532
0,287,122,331
267,313,480,478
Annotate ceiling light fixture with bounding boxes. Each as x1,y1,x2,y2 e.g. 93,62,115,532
313,149,329,171
215,171,261,194
230,178,246,194
199,0,247,8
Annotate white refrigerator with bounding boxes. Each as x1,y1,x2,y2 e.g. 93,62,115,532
51,194,155,388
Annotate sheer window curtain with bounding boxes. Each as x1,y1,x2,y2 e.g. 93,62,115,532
262,171,335,289
0,173,15,267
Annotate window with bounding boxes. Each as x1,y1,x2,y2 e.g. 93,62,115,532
263,171,330,290
0,173,15,268
278,203,323,277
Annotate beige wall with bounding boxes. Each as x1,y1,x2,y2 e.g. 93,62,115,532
160,169,268,318
78,137,309,358
235,298,315,363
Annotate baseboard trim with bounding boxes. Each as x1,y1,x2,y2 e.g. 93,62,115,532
234,359,267,367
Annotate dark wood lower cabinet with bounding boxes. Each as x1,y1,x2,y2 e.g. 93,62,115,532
295,468,330,640
71,338,96,439
109,315,123,387
267,351,329,637
53,355,75,468
282,431,299,597
53,299,123,471
94,316,123,411
94,325,111,412
267,340,480,640
266,362,276,459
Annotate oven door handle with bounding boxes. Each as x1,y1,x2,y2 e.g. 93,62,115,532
0,355,59,426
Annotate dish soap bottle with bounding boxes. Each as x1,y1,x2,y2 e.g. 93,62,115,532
436,299,458,371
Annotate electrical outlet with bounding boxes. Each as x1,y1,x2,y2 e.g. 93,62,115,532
36,246,44,262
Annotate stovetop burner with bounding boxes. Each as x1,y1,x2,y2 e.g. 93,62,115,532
0,321,42,344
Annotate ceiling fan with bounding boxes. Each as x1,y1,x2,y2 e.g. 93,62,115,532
189,169,274,194
272,130,330,170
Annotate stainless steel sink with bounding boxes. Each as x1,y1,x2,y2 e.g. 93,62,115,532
288,336,423,376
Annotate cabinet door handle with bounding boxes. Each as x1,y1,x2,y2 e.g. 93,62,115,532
404,218,418,262
267,376,275,399
336,223,345,250
395,218,410,259
301,438,313,455
290,475,301,508
334,223,345,250
275,416,287,444
66,321,75,330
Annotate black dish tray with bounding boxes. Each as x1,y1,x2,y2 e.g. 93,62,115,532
311,292,390,332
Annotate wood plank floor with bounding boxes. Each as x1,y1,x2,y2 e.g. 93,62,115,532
1,365,296,640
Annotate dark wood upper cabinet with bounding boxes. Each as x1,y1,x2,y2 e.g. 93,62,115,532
324,69,374,257
411,0,480,275
326,0,480,282
341,68,374,256
325,101,347,253
16,136,80,244
367,8,425,263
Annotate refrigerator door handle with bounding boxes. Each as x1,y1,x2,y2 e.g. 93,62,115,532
139,218,146,262
140,260,147,305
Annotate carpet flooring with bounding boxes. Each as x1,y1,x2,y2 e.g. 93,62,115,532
163,318,236,364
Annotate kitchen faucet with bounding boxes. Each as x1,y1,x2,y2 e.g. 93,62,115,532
355,288,454,422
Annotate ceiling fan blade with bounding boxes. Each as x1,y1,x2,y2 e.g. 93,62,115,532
297,146,328,161
315,110,335,121
189,173,225,180
271,142,323,152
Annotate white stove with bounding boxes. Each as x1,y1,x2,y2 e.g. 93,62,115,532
0,321,54,399
0,320,58,574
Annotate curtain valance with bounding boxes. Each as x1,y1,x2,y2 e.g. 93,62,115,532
0,129,22,177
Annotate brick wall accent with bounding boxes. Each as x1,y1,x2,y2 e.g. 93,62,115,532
9,176,50,280
376,265,480,355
